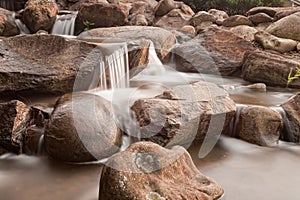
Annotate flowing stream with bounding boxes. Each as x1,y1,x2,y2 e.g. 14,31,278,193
0,36,299,199
51,11,78,36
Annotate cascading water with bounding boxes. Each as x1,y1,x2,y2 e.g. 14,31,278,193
12,12,30,34
51,11,78,35
96,43,130,90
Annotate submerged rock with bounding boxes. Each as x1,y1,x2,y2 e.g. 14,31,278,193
235,106,282,146
0,8,20,36
22,0,58,33
99,141,224,200
131,81,236,147
75,3,127,35
281,93,300,143
44,93,122,162
0,34,103,94
79,26,176,60
0,100,31,153
241,51,300,88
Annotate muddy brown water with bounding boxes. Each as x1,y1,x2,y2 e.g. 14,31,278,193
0,72,299,200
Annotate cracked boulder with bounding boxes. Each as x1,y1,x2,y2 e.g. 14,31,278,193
44,92,122,162
130,81,236,147
99,141,224,200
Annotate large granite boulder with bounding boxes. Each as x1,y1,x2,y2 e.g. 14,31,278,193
99,141,224,200
235,105,282,146
281,93,300,143
154,0,176,17
0,34,104,95
154,8,191,30
241,51,300,88
130,81,236,147
254,31,298,53
266,12,300,41
0,100,31,153
75,3,127,35
172,26,256,76
0,8,20,36
44,93,122,162
22,0,58,33
78,26,177,60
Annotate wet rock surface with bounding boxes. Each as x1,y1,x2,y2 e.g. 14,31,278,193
281,93,300,143
79,26,176,60
0,100,31,153
0,8,20,36
0,34,102,94
235,105,282,146
44,92,122,162
99,141,224,200
131,81,236,147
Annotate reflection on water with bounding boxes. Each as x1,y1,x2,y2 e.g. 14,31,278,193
189,136,300,200
0,154,102,200
0,137,299,200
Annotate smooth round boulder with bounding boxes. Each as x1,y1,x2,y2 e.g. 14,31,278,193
99,141,224,200
44,93,122,162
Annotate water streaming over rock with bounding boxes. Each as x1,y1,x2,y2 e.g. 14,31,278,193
0,0,15,11
51,11,78,35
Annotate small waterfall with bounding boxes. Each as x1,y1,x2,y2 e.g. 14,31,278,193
228,104,247,137
51,11,78,35
270,106,294,142
15,19,30,34
97,43,130,90
37,134,45,155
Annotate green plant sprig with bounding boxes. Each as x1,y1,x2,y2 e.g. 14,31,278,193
287,67,300,87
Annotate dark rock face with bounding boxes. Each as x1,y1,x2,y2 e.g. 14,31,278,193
281,93,300,143
235,106,282,146
44,92,122,162
241,51,300,88
127,39,150,70
75,3,127,35
0,8,20,36
22,0,58,33
99,141,224,200
0,100,31,153
131,81,236,147
173,26,255,76
0,34,103,95
79,26,176,60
